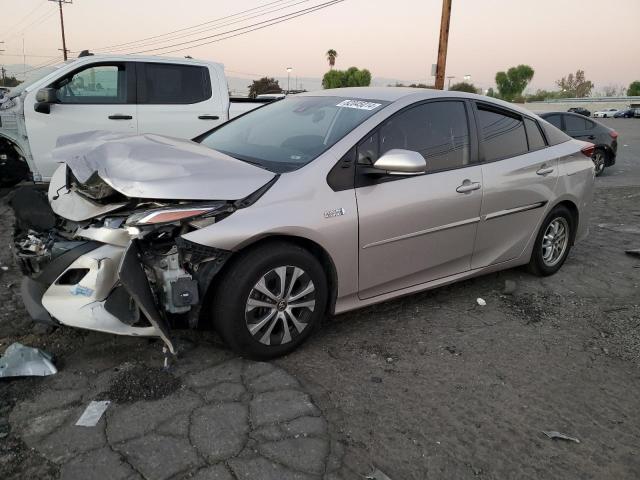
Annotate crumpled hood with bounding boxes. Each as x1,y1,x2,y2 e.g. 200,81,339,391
52,131,276,200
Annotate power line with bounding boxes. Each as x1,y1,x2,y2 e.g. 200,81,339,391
2,0,48,40
2,9,57,42
87,0,295,52
91,0,313,54
129,0,346,56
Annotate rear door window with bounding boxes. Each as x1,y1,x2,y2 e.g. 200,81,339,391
476,104,528,161
565,114,587,132
544,114,562,130
138,63,212,104
524,118,546,151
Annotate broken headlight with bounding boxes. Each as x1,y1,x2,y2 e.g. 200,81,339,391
125,202,229,227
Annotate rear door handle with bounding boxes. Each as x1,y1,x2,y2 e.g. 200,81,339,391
536,166,555,176
456,181,481,193
587,135,596,140
198,115,220,120
108,114,133,120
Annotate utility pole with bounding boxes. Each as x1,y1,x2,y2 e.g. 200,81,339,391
0,41,5,87
435,0,452,90
49,0,72,60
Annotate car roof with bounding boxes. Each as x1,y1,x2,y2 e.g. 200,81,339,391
297,87,537,117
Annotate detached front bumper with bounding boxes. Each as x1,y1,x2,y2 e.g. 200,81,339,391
20,240,177,353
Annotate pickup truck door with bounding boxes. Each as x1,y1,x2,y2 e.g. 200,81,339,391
24,62,137,180
134,62,226,139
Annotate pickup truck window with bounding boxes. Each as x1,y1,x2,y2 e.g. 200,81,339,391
200,96,390,173
56,65,128,104
138,63,212,104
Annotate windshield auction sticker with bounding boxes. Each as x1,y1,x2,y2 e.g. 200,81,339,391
336,100,382,110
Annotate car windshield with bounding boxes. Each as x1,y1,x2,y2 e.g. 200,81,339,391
200,96,389,173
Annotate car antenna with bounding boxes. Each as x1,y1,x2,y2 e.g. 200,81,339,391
78,50,94,57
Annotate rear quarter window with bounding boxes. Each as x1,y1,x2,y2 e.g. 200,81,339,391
538,118,572,146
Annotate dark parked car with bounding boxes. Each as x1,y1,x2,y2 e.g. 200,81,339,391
539,112,618,176
613,108,635,118
568,107,590,117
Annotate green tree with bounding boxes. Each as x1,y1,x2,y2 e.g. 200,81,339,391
326,49,338,69
495,65,534,102
628,81,640,96
248,77,282,98
486,87,497,98
449,82,477,93
555,70,593,98
322,67,371,89
0,75,21,88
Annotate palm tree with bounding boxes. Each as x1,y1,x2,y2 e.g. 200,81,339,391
326,49,338,69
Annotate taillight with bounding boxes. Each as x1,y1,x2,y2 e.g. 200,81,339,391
581,144,595,157
609,130,618,139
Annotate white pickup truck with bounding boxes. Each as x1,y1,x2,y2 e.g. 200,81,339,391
0,54,269,185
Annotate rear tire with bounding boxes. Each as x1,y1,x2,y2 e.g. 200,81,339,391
528,205,574,277
211,242,328,359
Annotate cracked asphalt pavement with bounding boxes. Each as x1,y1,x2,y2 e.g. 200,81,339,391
1,118,640,480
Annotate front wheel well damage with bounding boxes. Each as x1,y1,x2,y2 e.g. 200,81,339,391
197,235,339,330
0,136,30,186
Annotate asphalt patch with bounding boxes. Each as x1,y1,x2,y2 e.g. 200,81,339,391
98,365,182,403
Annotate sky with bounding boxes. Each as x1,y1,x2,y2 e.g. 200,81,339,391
2,0,639,93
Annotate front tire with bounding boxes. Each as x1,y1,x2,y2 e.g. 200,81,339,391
528,205,574,277
211,242,328,359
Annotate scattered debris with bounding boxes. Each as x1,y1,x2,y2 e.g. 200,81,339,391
97,364,181,403
0,266,8,271
366,467,393,480
445,345,459,355
542,430,580,443
503,280,517,295
75,401,110,427
625,249,640,258
370,376,383,383
0,343,57,378
476,298,487,306
385,357,394,364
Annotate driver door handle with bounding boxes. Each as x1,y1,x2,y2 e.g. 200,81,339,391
536,165,555,176
108,114,133,120
198,115,220,120
456,181,481,193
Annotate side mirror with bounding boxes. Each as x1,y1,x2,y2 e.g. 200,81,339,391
372,149,426,175
36,88,57,103
34,88,58,114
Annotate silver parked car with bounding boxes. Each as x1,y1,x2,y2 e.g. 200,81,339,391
16,88,595,359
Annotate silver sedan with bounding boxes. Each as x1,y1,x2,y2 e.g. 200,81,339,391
17,88,595,359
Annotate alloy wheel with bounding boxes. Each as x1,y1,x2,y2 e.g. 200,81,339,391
245,266,316,346
541,217,569,267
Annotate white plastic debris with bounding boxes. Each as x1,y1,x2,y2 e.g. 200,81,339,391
0,266,8,271
76,401,111,427
543,430,580,443
476,298,487,306
366,467,393,480
0,342,57,378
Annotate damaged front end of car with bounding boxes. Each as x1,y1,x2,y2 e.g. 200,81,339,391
14,161,276,355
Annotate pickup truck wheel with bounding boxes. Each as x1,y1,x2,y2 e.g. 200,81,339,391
0,154,29,187
211,242,328,359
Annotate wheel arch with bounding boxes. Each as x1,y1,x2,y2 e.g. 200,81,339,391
549,199,579,245
198,233,339,329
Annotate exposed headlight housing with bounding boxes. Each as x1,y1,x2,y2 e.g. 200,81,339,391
125,202,228,227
